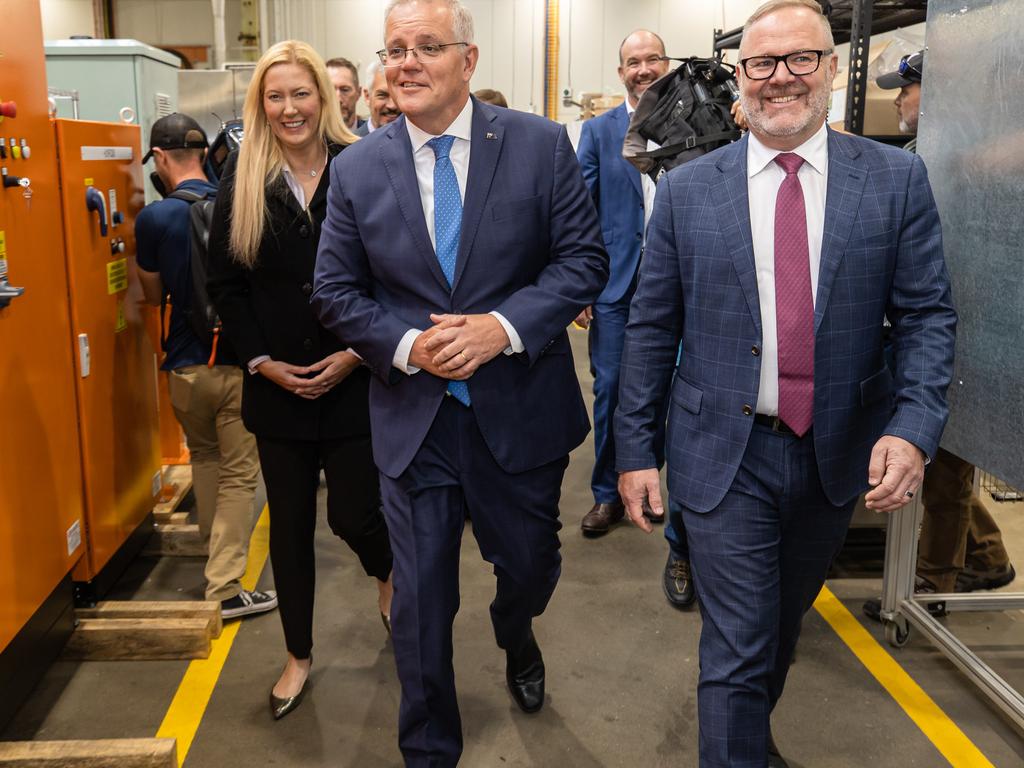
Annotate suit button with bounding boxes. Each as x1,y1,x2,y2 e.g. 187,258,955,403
742,404,753,416
751,345,760,356
303,338,313,351
299,225,310,238
302,282,313,296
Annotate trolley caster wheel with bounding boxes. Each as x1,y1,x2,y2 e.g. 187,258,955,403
885,617,910,648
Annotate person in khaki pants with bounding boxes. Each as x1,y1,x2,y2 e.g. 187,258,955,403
136,113,277,619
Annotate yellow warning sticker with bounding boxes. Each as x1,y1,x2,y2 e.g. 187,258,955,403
84,178,94,186
107,257,128,294
0,230,6,257
115,300,127,332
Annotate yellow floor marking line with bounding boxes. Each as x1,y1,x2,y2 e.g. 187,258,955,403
156,505,271,766
814,585,994,768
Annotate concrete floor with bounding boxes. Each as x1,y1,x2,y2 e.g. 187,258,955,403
4,331,1024,767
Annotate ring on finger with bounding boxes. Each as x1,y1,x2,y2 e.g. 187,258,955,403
905,489,915,499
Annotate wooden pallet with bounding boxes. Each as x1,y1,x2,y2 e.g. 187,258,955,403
0,738,176,767
65,601,221,661
144,523,206,557
152,464,192,525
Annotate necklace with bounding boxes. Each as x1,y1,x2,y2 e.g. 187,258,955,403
291,146,328,178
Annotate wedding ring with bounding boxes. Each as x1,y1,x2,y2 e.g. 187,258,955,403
905,490,915,498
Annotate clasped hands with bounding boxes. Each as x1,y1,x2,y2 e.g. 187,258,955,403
409,313,510,380
257,350,361,400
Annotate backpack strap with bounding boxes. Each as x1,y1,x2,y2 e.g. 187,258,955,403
632,129,742,161
167,188,209,204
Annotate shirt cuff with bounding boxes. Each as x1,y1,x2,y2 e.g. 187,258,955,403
489,311,523,355
393,329,422,374
345,347,362,360
247,355,270,375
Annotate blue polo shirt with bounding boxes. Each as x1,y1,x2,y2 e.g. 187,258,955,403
135,179,219,371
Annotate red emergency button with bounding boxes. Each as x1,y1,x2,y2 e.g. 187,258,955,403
0,101,16,119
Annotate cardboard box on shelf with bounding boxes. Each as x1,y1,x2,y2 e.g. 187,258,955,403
829,39,902,136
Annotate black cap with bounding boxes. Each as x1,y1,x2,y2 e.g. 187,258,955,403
877,50,924,90
143,113,208,163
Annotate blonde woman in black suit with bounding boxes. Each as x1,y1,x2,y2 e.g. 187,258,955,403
207,40,392,720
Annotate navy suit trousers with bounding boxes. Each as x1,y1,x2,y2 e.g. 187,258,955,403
380,397,568,767
681,422,855,768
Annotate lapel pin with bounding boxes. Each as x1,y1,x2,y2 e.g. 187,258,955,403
485,132,497,140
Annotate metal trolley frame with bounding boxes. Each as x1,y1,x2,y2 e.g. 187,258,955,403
879,497,1024,730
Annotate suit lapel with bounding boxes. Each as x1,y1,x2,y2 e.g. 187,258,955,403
712,135,761,333
380,117,450,293
452,98,502,291
614,104,643,200
816,129,866,333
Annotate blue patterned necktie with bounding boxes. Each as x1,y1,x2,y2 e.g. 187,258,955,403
427,135,471,406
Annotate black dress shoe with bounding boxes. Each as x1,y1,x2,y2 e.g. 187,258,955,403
581,501,624,536
663,554,696,608
505,631,545,713
768,733,790,768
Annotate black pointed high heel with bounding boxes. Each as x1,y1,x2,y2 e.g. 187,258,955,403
270,657,311,720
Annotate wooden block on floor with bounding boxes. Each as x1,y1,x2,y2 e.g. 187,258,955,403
64,618,212,660
76,601,222,639
145,523,207,557
152,464,192,522
0,738,176,768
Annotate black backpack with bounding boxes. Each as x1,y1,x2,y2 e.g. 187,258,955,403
166,187,222,364
623,56,742,182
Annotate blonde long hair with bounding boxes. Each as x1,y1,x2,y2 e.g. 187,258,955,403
230,40,358,266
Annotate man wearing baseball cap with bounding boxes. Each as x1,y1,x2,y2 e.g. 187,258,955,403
876,49,924,151
135,112,277,621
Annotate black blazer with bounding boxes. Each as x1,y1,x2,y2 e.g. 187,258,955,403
207,143,370,441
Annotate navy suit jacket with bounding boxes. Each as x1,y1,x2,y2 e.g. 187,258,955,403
576,103,645,305
313,98,609,478
615,128,957,513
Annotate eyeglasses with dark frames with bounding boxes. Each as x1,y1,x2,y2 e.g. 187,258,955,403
376,42,467,67
739,49,832,80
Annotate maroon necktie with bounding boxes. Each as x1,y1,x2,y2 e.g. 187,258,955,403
773,153,814,436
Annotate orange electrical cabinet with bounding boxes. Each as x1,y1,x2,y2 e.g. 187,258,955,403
0,1,87,662
52,119,162,584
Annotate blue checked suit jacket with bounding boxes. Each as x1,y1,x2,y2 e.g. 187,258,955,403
615,128,957,513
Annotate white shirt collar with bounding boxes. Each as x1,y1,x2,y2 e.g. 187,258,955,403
406,96,474,153
625,98,635,116
747,120,828,178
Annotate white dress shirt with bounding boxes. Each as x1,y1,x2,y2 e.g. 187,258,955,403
392,97,523,374
624,99,658,238
747,121,828,416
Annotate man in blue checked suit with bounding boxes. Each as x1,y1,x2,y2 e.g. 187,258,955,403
312,1,607,765
616,2,955,766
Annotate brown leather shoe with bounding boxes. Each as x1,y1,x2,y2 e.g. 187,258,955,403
581,501,624,536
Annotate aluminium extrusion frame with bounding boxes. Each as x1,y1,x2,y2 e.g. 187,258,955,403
879,497,1024,730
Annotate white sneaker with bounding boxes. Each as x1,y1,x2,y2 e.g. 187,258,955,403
221,588,278,619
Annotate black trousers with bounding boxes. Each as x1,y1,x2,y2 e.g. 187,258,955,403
256,433,393,659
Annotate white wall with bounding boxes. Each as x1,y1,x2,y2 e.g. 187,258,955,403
40,0,96,39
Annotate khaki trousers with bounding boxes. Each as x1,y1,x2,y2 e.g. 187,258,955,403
168,365,260,601
917,448,1010,593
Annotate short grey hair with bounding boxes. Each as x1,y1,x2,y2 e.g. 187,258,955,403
740,0,834,55
383,0,475,45
365,59,384,83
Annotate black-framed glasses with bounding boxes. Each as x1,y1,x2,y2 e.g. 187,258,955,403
376,42,467,67
739,49,832,80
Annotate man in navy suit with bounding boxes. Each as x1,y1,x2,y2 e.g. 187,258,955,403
616,1,955,765
312,1,607,764
575,30,695,608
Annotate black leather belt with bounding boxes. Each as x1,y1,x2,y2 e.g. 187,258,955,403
754,414,796,434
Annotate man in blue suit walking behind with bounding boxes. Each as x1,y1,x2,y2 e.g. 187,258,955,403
576,30,695,609
313,1,607,764
616,2,956,765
